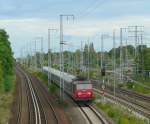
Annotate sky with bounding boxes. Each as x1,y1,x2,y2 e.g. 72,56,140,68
0,0,150,57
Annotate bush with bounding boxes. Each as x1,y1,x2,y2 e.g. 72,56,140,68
107,110,115,118
118,117,129,124
4,76,13,92
126,82,134,89
49,84,57,94
0,63,4,92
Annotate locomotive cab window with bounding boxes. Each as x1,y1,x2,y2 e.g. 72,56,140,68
76,83,92,90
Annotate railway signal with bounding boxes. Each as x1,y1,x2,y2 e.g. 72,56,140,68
101,67,106,76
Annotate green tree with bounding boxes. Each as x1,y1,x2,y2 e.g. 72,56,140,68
0,61,4,92
143,48,150,76
89,43,97,68
83,44,89,67
0,29,13,92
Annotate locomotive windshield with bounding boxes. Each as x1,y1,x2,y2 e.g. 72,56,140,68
76,83,92,90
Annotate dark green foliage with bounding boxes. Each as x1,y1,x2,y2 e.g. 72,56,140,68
41,42,150,78
0,29,13,92
49,84,57,94
4,75,13,92
109,45,135,63
143,48,150,72
107,110,115,118
0,61,4,92
83,43,97,68
126,82,134,89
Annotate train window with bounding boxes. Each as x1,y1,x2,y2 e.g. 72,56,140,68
73,84,76,92
76,83,92,90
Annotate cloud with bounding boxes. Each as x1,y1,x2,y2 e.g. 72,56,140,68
65,16,150,36
0,15,149,57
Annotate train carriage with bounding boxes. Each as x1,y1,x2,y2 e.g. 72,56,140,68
43,66,93,101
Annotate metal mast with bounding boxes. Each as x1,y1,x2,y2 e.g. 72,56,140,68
120,28,127,83
34,39,37,70
40,37,44,70
101,35,104,70
80,41,84,72
128,26,144,74
113,30,116,97
88,39,90,80
120,28,123,84
60,14,74,101
48,29,57,86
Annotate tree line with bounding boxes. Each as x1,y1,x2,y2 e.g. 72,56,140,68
24,42,150,77
0,29,13,92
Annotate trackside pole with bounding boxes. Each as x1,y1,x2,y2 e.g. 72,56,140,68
59,14,74,101
102,79,105,102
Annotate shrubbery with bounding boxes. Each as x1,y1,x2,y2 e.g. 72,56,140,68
96,102,147,124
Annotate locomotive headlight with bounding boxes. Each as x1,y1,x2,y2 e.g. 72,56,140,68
87,92,92,96
77,92,82,96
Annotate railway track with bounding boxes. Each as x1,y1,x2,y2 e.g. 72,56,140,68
78,104,109,124
117,88,150,102
58,83,109,124
64,93,110,124
99,85,150,112
14,65,62,124
94,88,150,118
17,67,46,124
92,79,150,116
49,78,109,124
92,79,150,102
16,69,22,124
10,68,34,124
29,75,60,124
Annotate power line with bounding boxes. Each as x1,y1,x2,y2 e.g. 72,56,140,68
76,0,108,19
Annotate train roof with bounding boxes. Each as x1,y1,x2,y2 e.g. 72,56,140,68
43,66,76,82
73,76,88,81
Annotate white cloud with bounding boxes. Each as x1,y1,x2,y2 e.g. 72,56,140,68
65,16,150,36
0,16,150,57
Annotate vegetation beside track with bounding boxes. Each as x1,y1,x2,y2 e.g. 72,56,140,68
95,96,148,124
123,82,150,94
32,71,48,85
0,74,16,124
0,29,14,93
0,29,15,124
31,70,58,95
133,76,150,87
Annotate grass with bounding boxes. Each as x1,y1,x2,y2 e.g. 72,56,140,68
133,76,150,87
31,70,70,108
32,71,48,85
0,74,16,124
96,100,148,124
124,82,150,94
31,70,59,95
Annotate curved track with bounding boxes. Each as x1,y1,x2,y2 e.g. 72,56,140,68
10,68,35,124
16,66,46,124
29,75,60,124
11,65,61,124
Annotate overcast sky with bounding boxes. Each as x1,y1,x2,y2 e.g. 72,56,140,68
0,0,150,57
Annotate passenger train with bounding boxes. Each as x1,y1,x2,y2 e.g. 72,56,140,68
43,66,93,101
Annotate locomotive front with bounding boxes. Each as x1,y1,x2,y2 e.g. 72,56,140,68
72,79,93,101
